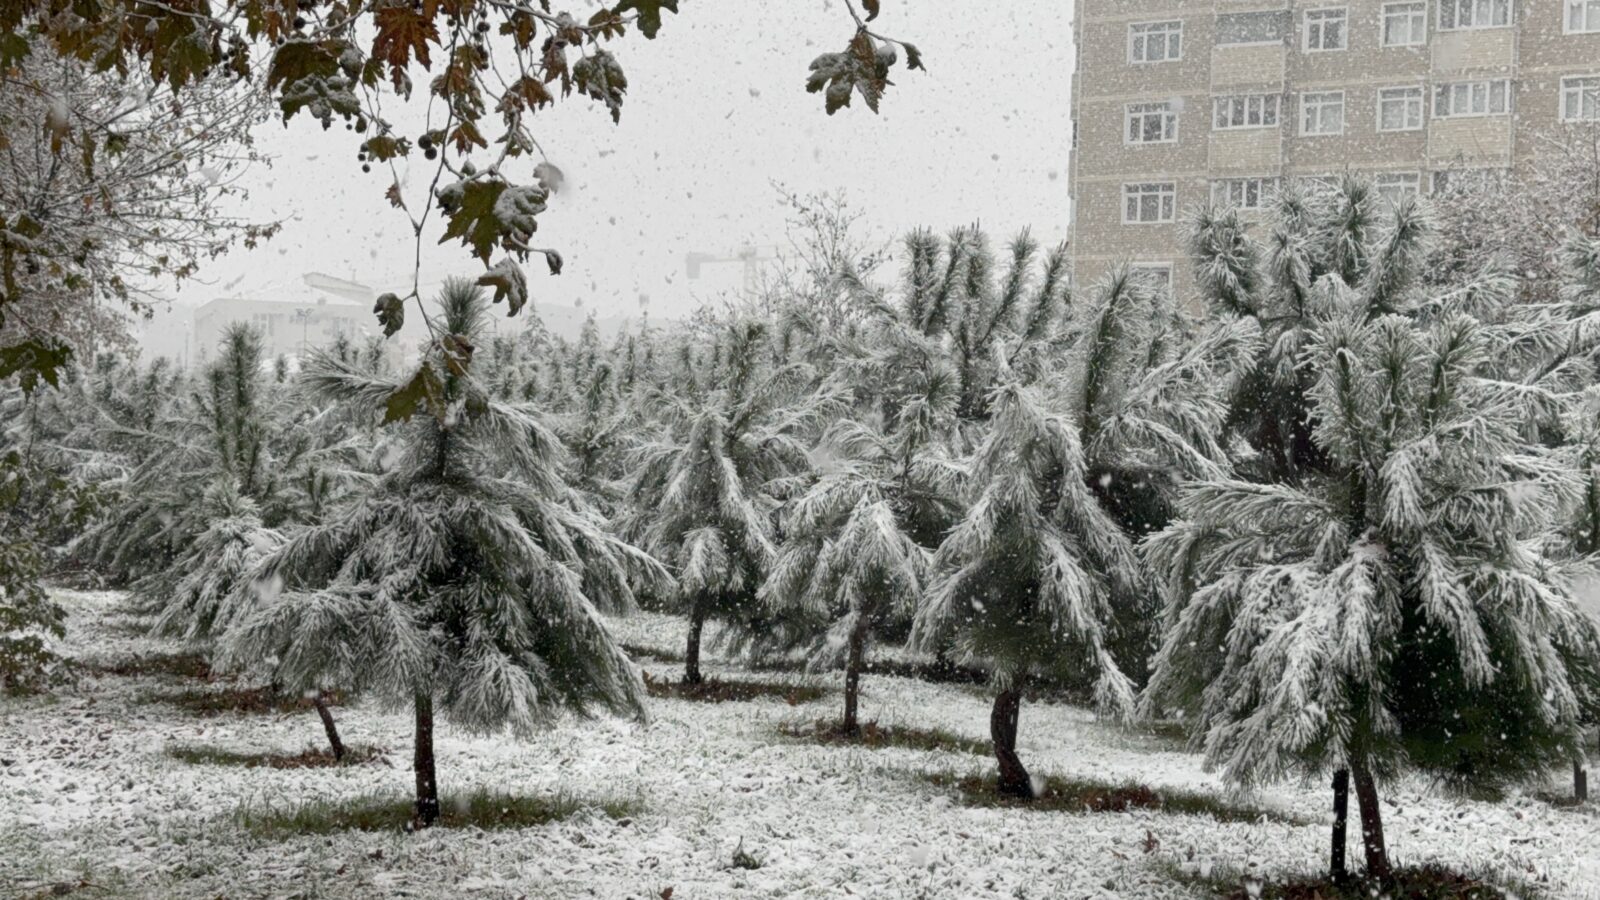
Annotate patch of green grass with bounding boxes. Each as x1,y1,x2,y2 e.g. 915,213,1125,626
1171,861,1546,900
142,685,346,716
923,771,1304,825
1133,719,1191,746
166,743,383,769
89,651,212,680
779,718,990,755
642,672,826,705
235,788,642,838
621,643,685,665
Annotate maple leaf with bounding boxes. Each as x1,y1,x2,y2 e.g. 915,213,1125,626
374,292,406,337
384,361,447,424
269,40,360,124
478,258,529,316
573,49,627,124
499,76,554,118
440,334,475,377
806,31,890,115
611,0,679,40
386,182,407,210
0,340,72,394
588,8,627,40
373,7,439,90
436,178,548,262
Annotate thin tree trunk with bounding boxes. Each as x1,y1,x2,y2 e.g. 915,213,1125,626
684,604,706,686
1350,760,1391,882
1577,760,1589,804
842,619,867,736
313,691,345,763
413,692,440,828
1330,768,1349,881
991,687,1034,800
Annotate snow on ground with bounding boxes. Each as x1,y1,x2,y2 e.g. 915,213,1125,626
2,589,1596,899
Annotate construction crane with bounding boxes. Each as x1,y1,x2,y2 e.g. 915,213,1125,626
684,244,777,295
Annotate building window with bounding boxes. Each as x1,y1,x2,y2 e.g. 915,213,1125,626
1378,86,1425,131
1130,264,1174,296
1304,8,1349,51
1212,177,1277,210
1126,102,1179,143
1382,2,1428,46
1129,21,1183,63
1561,76,1600,122
1570,0,1600,32
1434,79,1511,117
1217,10,1289,45
1375,172,1422,204
1214,94,1282,129
1123,182,1177,224
1301,91,1346,135
1439,0,1510,30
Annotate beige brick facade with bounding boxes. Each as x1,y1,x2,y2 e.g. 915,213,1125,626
1067,0,1600,299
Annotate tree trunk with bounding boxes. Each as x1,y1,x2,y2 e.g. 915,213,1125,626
1577,760,1589,804
1350,760,1391,882
1329,768,1349,881
684,604,706,686
991,687,1034,799
413,692,440,828
313,691,346,763
842,618,867,736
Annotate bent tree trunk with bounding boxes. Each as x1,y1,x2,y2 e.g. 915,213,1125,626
841,618,868,736
991,686,1034,799
684,603,707,686
1329,768,1349,881
313,691,346,763
413,692,440,827
1350,760,1391,882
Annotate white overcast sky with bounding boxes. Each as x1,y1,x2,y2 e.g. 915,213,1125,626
168,0,1076,322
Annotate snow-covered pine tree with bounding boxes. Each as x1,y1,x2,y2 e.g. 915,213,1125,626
912,382,1142,798
1147,182,1600,880
1540,235,1600,801
222,281,665,825
625,319,833,685
758,378,962,734
85,325,286,585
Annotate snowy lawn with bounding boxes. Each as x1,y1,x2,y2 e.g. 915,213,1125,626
2,589,1596,899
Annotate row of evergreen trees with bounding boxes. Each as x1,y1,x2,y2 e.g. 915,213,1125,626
3,178,1597,883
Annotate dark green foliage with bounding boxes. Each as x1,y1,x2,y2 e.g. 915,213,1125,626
234,788,641,838
923,771,1302,825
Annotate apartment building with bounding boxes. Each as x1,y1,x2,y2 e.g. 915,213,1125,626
1066,0,1600,298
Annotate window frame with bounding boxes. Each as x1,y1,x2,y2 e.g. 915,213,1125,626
1215,10,1289,46
1375,172,1423,205
1125,101,1180,144
1213,93,1283,130
1303,7,1350,52
1122,182,1179,225
1129,263,1175,295
1561,75,1600,122
1438,0,1512,31
1380,1,1428,46
1211,177,1278,210
1377,85,1426,132
1433,79,1512,118
1300,91,1347,136
1128,20,1184,64
1569,0,1600,33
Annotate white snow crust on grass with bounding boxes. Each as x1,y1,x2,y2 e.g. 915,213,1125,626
1,589,1596,899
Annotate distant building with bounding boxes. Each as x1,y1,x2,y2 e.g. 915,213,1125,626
192,274,377,364
1067,0,1600,299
